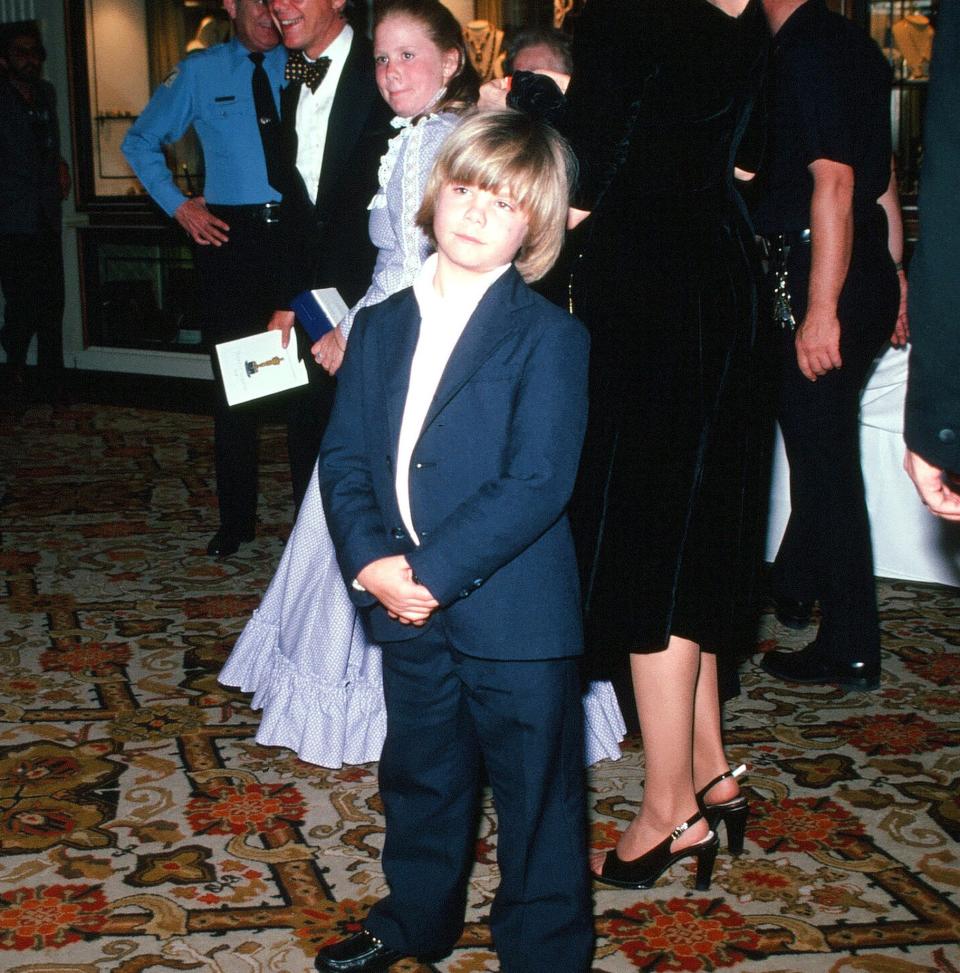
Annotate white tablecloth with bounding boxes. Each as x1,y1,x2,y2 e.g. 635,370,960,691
766,344,960,587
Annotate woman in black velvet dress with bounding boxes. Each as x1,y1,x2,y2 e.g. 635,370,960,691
557,0,769,885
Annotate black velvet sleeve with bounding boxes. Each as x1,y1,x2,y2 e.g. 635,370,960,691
505,71,567,127
557,0,651,211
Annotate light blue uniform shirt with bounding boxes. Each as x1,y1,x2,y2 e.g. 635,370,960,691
122,39,286,217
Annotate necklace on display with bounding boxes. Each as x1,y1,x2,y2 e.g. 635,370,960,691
463,20,500,80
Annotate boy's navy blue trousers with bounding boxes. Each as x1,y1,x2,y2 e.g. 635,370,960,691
364,624,594,973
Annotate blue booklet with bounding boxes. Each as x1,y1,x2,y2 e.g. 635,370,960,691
290,287,349,342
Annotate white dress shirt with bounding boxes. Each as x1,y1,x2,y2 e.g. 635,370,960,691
396,254,510,544
295,24,353,204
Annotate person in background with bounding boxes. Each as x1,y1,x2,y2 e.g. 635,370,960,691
753,0,900,690
504,25,572,75
265,0,393,508
480,0,769,888
0,21,70,402
123,0,287,558
497,0,767,892
903,0,960,522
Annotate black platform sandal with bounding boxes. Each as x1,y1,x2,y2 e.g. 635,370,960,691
596,810,719,891
696,764,748,855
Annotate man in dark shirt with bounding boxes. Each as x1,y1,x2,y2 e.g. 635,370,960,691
0,21,70,399
754,0,899,690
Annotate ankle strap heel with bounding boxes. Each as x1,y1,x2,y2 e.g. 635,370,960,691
697,764,749,856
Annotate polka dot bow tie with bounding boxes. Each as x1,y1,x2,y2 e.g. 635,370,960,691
285,50,331,93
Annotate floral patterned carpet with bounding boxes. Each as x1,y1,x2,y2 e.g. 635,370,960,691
1,397,958,973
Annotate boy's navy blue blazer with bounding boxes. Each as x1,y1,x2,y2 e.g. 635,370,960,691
318,265,590,661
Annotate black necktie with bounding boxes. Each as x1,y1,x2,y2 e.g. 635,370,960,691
285,50,331,93
249,51,283,194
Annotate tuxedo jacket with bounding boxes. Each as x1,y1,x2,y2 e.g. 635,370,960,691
278,30,394,307
318,266,590,660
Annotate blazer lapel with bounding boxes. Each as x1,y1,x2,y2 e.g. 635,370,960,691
279,79,302,195
421,268,532,432
315,35,375,212
379,291,422,456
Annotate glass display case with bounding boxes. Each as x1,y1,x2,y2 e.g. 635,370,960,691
78,226,201,350
64,0,225,358
67,0,225,209
866,0,936,198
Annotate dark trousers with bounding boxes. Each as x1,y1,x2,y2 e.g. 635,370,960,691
197,212,280,535
366,627,593,973
770,211,898,665
0,231,65,379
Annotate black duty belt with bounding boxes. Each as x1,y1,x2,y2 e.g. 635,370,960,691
756,228,811,331
757,227,811,250
208,201,281,225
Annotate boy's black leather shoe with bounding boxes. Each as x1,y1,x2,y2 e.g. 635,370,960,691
314,930,406,972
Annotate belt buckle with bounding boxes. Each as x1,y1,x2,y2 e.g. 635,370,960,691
263,202,280,225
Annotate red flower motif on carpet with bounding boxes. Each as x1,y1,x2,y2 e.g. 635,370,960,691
181,595,260,619
836,713,954,756
904,651,960,687
40,641,131,674
591,820,622,849
0,884,109,951
187,780,307,837
605,897,759,971
294,898,380,950
749,797,863,854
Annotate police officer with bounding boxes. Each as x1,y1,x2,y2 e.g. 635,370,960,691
753,0,900,690
123,0,286,557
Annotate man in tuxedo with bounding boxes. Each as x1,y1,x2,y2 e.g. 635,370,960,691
904,0,960,521
267,0,393,506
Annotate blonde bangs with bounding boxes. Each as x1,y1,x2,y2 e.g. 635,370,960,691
417,110,576,282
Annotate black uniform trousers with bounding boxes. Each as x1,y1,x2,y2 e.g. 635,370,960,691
770,207,898,666
0,230,65,381
198,206,287,536
365,625,593,973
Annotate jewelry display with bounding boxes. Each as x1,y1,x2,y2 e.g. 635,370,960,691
463,19,504,81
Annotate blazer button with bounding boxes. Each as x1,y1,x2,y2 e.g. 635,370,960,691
471,578,483,589
390,527,406,540
458,588,471,599
938,428,957,445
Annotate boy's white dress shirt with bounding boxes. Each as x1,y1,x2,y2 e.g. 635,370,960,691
395,253,510,543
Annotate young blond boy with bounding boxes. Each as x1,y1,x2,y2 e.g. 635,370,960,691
317,111,593,973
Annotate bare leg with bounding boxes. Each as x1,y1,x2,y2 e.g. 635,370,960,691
692,653,740,805
591,635,708,873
